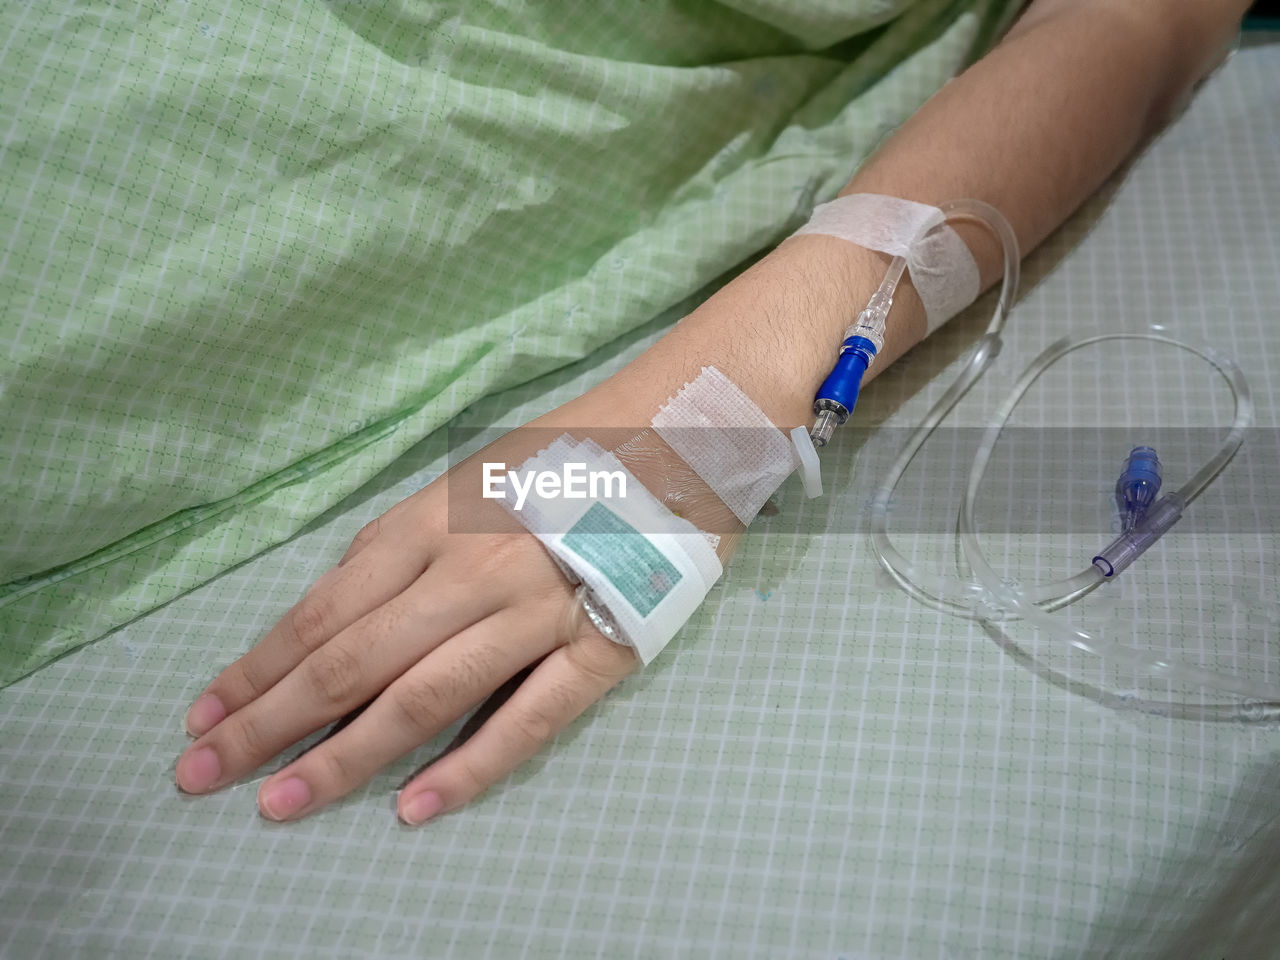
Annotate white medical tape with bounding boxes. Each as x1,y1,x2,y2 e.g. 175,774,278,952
500,434,723,665
651,366,799,524
792,193,980,333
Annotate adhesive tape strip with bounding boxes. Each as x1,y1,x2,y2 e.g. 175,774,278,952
500,434,723,664
792,193,980,333
651,366,799,525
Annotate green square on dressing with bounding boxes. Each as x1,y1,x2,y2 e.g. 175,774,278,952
562,503,682,617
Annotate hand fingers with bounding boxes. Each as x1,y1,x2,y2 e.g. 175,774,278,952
175,552,510,795
395,628,639,825
251,604,565,821
185,524,432,736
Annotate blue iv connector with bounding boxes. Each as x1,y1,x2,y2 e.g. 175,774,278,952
810,335,878,447
810,273,896,447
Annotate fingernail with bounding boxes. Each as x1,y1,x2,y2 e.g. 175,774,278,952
176,746,221,793
400,790,443,826
185,693,226,736
259,776,312,821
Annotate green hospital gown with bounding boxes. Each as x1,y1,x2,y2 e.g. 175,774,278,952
0,0,1018,684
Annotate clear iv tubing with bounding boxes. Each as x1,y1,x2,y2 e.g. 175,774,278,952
865,198,1280,708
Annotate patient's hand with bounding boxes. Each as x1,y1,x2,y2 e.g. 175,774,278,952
172,0,1241,822
173,234,879,822
175,388,740,824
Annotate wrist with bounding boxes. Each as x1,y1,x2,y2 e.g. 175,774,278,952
605,233,926,430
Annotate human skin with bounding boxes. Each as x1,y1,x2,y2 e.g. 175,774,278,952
175,0,1251,824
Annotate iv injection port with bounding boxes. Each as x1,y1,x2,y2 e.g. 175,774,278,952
1115,445,1163,533
1092,494,1184,578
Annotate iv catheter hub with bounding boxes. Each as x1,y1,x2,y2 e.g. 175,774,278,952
810,335,877,447
808,264,898,448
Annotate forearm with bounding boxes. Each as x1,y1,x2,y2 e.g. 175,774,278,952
584,0,1247,432
848,0,1246,274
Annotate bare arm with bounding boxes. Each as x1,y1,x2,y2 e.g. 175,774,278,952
178,0,1252,823
597,0,1250,433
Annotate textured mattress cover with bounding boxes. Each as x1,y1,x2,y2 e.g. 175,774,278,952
2,20,1278,960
